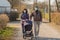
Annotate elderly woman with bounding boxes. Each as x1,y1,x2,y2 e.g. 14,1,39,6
21,9,29,38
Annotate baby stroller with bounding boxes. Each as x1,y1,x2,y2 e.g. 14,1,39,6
22,19,33,40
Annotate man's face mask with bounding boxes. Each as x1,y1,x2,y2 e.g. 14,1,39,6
35,8,38,10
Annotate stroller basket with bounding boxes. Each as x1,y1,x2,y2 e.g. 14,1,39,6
25,25,32,31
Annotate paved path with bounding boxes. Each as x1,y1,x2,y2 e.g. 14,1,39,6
7,21,60,40
40,23,60,38
7,21,23,40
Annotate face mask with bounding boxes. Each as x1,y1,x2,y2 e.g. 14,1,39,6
24,10,26,13
35,8,38,10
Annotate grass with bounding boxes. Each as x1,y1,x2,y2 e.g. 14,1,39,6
0,27,14,39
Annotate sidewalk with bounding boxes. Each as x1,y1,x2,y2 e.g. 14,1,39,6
39,23,60,38
7,21,60,40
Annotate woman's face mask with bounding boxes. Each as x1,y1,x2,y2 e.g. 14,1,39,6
24,10,26,13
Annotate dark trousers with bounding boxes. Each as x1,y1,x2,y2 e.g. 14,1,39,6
22,24,25,33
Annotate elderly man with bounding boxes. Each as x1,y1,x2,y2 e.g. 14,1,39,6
30,7,42,38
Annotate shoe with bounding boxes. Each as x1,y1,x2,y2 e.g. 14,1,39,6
23,35,26,39
35,36,38,38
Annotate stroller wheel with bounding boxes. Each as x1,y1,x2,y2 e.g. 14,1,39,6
31,36,34,40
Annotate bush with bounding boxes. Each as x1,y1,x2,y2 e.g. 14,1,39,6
9,11,19,21
0,14,9,30
51,12,60,25
54,13,60,25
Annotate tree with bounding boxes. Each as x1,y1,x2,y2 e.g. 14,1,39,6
57,0,60,11
55,0,60,11
33,0,37,8
8,0,19,8
49,0,51,22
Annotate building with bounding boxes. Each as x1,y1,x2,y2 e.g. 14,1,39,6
0,0,11,13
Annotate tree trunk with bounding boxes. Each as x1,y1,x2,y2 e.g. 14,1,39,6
49,0,51,22
55,0,59,11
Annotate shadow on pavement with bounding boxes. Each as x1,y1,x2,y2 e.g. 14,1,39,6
33,37,60,40
42,22,50,23
8,20,20,23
